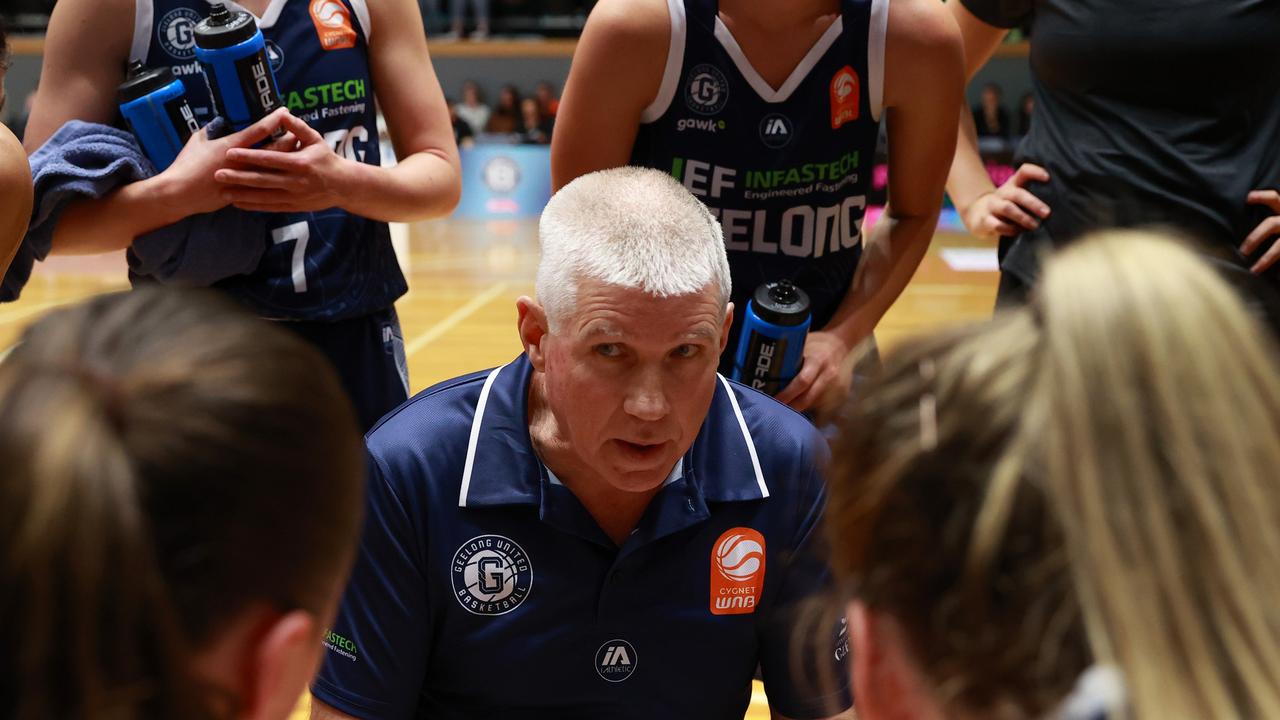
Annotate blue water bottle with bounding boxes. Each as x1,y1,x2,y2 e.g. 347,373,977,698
193,3,282,132
732,280,811,395
117,62,199,171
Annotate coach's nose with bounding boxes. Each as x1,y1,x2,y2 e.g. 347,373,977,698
623,364,670,422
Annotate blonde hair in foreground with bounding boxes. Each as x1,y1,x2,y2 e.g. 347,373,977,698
827,230,1280,719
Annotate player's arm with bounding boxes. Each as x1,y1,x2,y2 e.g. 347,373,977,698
549,0,669,190
310,699,358,720
944,0,1049,240
221,0,461,221
0,125,33,277
777,0,963,414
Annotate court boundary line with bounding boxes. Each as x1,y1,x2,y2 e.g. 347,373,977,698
406,281,509,358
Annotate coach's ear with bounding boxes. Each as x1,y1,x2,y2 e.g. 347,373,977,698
517,297,550,371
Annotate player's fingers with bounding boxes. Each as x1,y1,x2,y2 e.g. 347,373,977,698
225,147,305,172
226,107,292,148
1007,187,1051,218
984,218,1021,237
262,131,300,153
1251,241,1280,274
1014,163,1050,185
994,199,1040,231
214,169,295,189
789,367,835,413
1247,190,1280,214
1241,216,1280,255
277,110,326,144
775,363,817,405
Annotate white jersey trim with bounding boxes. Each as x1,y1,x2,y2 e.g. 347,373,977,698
640,0,687,124
131,0,154,63
713,15,843,105
716,375,770,499
349,0,372,41
868,0,889,121
458,364,508,507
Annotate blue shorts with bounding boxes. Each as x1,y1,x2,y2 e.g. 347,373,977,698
281,306,410,432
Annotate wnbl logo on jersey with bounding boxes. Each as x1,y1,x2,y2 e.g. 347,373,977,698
759,114,793,149
685,64,729,115
830,66,860,129
310,0,358,50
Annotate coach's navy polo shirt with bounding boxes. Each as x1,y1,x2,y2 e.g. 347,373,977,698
313,355,851,720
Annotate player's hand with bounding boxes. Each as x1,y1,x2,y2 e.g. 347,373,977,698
774,331,854,414
960,163,1052,240
159,108,292,216
1242,190,1280,273
216,110,353,213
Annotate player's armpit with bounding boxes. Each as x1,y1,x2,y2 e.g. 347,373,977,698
310,698,362,720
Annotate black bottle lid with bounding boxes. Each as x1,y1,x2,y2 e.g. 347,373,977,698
194,3,260,50
117,61,178,104
751,280,811,327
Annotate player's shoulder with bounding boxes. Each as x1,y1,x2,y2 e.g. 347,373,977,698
581,0,671,49
365,367,496,472
716,377,829,480
886,0,962,54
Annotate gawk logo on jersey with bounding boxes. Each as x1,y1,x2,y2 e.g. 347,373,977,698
710,527,766,615
830,65,860,129
310,0,358,50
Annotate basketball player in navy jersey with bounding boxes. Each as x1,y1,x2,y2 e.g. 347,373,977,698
552,0,962,416
24,0,461,430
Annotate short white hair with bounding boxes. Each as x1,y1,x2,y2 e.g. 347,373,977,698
536,167,731,329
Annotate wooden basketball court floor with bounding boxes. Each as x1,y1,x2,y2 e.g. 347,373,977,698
0,218,997,719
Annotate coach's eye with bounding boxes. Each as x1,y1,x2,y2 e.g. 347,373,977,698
672,344,700,359
595,344,621,358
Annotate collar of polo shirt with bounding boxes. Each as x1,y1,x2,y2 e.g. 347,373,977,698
457,355,770,508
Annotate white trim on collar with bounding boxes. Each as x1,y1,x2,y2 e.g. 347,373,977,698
209,0,289,30
716,375,769,498
458,364,507,508
712,14,843,104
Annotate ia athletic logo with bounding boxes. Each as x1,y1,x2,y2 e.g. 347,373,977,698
710,527,766,615
310,0,358,50
265,39,285,72
451,534,533,616
595,639,638,682
758,113,793,149
685,64,729,116
157,8,201,60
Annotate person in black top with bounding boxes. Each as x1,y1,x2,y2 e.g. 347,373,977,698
944,0,1280,311
972,82,1008,139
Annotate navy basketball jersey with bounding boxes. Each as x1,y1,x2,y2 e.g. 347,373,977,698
631,0,886,371
133,0,406,321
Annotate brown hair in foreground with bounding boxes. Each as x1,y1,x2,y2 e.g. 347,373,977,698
827,231,1280,718
0,287,365,719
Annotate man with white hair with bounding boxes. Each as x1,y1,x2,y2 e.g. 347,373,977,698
311,167,853,720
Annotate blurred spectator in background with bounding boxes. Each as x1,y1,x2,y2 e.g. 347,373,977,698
519,97,552,144
535,81,559,119
1018,92,1034,136
449,101,476,148
973,82,1009,139
486,84,521,134
456,80,490,136
443,0,490,40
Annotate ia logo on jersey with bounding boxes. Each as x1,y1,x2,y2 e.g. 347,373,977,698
265,40,285,72
451,535,533,616
710,527,766,615
595,639,638,682
158,8,201,60
310,0,358,50
758,113,793,149
685,64,729,116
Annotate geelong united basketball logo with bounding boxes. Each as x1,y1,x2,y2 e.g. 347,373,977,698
451,535,533,616
830,65,860,129
710,527,766,615
309,0,358,50
685,64,730,116
157,8,201,60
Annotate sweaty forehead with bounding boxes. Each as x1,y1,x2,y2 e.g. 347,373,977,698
570,284,723,340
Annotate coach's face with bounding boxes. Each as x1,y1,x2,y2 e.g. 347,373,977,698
526,279,732,494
